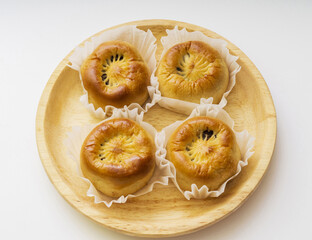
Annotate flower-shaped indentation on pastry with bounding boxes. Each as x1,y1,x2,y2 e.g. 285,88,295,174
100,53,128,87
97,133,147,166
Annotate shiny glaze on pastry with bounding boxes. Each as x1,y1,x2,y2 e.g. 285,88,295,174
80,118,155,197
81,41,150,109
167,116,240,191
157,41,229,104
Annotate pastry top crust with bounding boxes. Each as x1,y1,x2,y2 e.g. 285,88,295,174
156,41,229,104
167,116,240,179
80,40,150,108
80,118,155,177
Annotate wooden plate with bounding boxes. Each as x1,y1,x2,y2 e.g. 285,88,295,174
36,19,276,237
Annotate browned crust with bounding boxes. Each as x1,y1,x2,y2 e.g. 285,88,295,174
156,41,229,104
80,118,155,178
167,116,240,190
80,41,150,109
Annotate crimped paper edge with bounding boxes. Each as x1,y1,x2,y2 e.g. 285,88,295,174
157,103,255,199
63,107,173,207
155,26,241,115
67,25,161,119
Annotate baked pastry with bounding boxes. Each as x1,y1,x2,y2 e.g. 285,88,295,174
80,41,150,109
156,41,229,104
167,116,241,191
80,118,155,197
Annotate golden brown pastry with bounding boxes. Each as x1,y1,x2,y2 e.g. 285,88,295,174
80,118,155,197
167,116,240,191
80,41,150,109
156,41,229,104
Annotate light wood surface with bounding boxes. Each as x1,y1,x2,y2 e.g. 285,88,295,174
35,19,276,237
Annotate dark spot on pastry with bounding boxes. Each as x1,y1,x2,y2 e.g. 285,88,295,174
191,158,194,161
100,143,103,146
101,73,107,81
115,54,119,61
120,55,124,60
111,56,114,62
105,79,110,85
99,154,102,157
176,67,182,72
100,157,105,161
186,145,190,151
202,129,213,140
214,134,217,138
106,59,110,65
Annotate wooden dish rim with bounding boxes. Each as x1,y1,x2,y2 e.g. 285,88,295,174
36,19,277,237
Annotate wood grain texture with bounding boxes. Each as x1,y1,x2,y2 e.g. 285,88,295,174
36,19,276,237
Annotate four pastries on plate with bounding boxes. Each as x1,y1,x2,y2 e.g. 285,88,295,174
76,37,244,200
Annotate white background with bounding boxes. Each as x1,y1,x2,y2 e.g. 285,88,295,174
1,0,311,239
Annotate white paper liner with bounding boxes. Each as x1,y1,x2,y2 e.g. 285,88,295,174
156,103,255,199
68,25,161,119
64,107,173,207
155,26,241,115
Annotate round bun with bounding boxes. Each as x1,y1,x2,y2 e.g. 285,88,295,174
80,40,150,109
167,116,240,191
80,118,155,197
156,41,229,104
